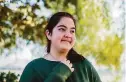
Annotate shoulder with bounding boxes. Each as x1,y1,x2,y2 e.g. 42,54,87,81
25,58,44,68
82,58,93,67
80,58,100,77
76,57,95,69
77,57,102,82
20,58,45,82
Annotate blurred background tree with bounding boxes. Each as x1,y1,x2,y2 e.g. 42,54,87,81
0,0,124,70
0,71,19,82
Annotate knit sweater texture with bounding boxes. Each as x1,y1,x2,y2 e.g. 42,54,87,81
19,58,101,82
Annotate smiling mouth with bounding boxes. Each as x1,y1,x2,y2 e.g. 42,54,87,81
61,40,71,43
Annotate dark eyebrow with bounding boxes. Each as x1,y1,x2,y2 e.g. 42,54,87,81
57,25,75,30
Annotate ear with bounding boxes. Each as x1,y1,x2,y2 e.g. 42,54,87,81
45,30,52,40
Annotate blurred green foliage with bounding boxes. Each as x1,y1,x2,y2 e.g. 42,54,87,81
0,0,124,70
0,71,19,82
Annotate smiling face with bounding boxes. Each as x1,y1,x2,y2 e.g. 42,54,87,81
46,17,76,52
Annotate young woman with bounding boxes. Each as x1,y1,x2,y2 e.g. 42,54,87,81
19,12,102,82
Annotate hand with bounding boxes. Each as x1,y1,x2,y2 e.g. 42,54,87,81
61,59,74,72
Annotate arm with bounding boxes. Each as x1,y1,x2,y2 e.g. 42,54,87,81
44,63,72,82
83,59,102,82
19,62,72,82
90,65,102,82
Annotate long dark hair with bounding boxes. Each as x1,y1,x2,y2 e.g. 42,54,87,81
45,12,84,63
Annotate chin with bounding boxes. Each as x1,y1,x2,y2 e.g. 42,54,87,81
60,47,71,52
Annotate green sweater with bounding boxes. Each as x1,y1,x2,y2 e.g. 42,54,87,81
19,58,101,82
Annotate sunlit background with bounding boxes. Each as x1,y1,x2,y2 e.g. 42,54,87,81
0,0,125,82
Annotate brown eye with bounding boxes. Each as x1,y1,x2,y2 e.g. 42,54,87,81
59,28,65,31
70,30,75,33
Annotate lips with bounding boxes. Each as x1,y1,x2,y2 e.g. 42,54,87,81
61,40,71,43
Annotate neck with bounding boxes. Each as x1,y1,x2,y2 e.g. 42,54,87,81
49,46,68,61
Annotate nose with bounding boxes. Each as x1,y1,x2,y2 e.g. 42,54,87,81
64,31,72,38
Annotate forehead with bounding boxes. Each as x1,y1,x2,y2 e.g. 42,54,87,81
56,17,75,28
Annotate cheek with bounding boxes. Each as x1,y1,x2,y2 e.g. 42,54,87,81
52,34,62,43
72,36,76,44
52,29,63,41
